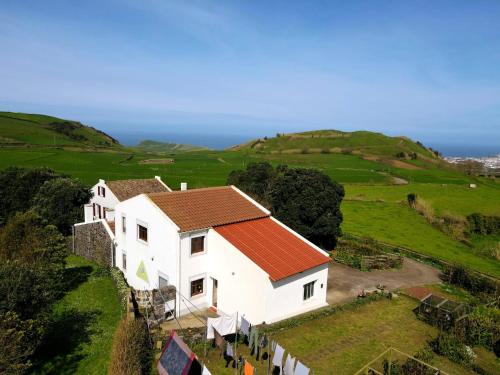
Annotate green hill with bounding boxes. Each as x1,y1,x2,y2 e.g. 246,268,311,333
0,112,121,148
134,140,209,154
230,129,443,170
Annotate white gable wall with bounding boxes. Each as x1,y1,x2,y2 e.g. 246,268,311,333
85,180,120,222
114,195,180,293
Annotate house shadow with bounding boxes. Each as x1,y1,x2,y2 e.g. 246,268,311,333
62,265,93,293
31,308,101,375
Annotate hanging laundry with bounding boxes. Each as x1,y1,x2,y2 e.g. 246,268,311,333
293,361,310,375
248,326,256,349
226,343,234,358
202,365,212,375
283,353,296,375
271,340,277,351
240,316,251,335
244,361,254,375
272,344,285,367
157,331,196,375
214,329,225,351
206,312,237,339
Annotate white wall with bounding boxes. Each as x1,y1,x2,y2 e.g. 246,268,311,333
86,180,120,222
114,195,180,295
264,264,329,323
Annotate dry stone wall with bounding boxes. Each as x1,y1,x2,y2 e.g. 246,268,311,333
74,221,114,266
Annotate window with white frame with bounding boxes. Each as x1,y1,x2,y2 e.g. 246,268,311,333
190,236,205,255
190,278,204,297
122,252,127,270
137,224,148,242
303,281,315,300
122,215,126,233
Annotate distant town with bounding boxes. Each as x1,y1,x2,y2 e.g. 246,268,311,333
445,154,500,172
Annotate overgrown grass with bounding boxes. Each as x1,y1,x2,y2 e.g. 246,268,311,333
341,201,500,277
32,255,122,375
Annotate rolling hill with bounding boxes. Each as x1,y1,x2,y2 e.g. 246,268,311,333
229,129,445,170
0,112,121,148
134,140,209,154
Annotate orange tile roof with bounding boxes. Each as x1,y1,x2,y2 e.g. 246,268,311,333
148,186,269,232
215,217,330,281
106,178,169,201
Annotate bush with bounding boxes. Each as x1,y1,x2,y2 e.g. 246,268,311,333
430,333,476,366
413,197,435,223
407,193,417,207
443,265,498,298
108,318,151,375
110,267,130,312
467,213,500,235
459,306,500,351
0,311,44,374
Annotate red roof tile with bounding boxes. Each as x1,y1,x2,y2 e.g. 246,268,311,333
215,217,330,281
148,186,269,232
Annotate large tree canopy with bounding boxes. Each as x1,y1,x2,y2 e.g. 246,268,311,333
0,167,58,225
227,163,344,249
33,178,92,235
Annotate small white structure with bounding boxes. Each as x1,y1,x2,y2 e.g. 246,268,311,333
469,183,477,189
114,185,330,324
84,176,171,222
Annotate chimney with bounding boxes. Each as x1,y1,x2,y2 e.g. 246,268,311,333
180,182,188,191
154,176,162,182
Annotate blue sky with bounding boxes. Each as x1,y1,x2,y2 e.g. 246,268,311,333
1,0,499,151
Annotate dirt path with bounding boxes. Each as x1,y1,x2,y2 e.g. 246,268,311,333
327,258,441,304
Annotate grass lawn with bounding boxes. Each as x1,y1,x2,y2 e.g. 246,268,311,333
341,200,500,277
345,182,500,216
32,255,122,375
200,296,475,375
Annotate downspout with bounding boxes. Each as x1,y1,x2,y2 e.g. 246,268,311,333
178,233,182,318
72,225,75,253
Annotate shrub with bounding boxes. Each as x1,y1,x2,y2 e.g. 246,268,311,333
0,311,44,374
467,213,500,235
430,333,476,366
109,318,151,375
461,306,500,351
413,197,435,223
407,193,417,207
443,265,498,298
110,267,130,312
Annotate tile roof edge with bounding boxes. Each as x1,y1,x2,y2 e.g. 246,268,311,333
230,185,271,215
141,194,181,232
269,262,330,282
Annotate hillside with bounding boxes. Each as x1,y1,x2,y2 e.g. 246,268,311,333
0,111,121,148
229,129,444,170
134,140,209,154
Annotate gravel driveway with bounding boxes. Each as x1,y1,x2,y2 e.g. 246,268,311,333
327,258,442,305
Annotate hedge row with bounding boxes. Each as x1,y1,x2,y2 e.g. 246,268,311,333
467,213,500,235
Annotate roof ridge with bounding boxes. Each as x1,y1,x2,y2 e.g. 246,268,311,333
107,178,157,183
148,185,232,197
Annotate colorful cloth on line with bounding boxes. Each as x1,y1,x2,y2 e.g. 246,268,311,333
206,312,237,339
157,331,196,375
244,361,254,375
294,360,310,375
284,353,296,375
272,343,285,367
240,316,250,335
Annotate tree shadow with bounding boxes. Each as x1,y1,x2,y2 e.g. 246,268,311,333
62,265,93,293
31,308,101,375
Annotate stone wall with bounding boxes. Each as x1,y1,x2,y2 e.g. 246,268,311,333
73,221,114,266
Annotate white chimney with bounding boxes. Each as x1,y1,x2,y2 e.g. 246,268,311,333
180,182,188,191
154,176,162,181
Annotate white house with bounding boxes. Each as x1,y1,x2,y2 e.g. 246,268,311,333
114,185,330,325
84,176,171,222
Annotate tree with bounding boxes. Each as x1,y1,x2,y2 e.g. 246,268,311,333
33,178,92,235
0,167,58,225
266,168,344,249
227,162,276,203
0,311,43,374
0,212,67,317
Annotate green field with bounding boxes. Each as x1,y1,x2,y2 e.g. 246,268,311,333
341,201,500,277
200,296,480,375
32,256,122,375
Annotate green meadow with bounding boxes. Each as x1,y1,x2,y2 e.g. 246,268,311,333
0,144,498,277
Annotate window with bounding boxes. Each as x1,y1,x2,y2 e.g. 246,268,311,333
191,236,205,254
122,216,126,233
97,186,106,197
103,208,106,219
303,281,315,301
102,187,106,197
190,278,204,297
122,253,127,270
137,224,148,242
